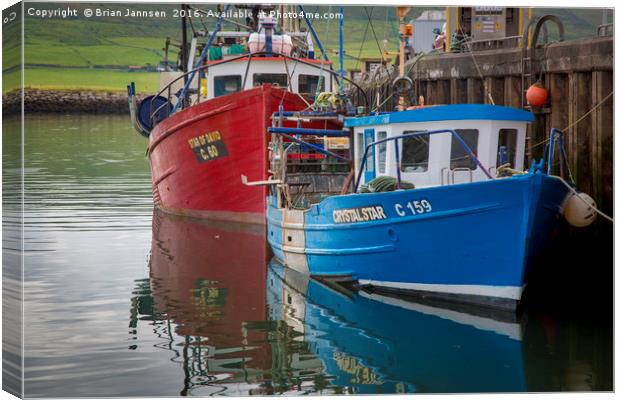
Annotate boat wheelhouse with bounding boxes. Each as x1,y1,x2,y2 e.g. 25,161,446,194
348,104,532,188
206,56,332,100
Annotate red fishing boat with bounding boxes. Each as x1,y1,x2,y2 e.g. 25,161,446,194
129,5,355,224
148,84,329,223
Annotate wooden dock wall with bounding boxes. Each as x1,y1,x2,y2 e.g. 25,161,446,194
359,37,613,215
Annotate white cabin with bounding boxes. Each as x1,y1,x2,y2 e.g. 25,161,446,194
206,57,333,100
345,104,534,188
158,27,332,104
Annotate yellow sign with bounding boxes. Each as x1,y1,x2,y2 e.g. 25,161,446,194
325,137,349,150
188,130,229,163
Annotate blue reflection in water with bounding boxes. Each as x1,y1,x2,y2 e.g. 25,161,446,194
268,261,526,394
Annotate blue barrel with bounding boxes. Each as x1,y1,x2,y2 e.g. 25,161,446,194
137,95,172,136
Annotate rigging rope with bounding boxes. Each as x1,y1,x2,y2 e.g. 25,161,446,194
313,6,333,103
354,17,371,72
364,7,386,65
279,54,312,109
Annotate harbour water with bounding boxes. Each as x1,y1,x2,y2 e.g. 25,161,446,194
3,114,613,396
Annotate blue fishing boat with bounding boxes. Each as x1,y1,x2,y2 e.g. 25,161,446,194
263,104,583,310
250,7,599,311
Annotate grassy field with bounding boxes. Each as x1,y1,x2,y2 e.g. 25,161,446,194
3,68,160,93
2,5,609,93
3,6,401,92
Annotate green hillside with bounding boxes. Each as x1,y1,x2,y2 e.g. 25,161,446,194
533,8,613,40
3,4,611,93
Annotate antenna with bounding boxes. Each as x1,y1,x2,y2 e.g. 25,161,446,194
338,7,345,94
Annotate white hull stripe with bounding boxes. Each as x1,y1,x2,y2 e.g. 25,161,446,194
357,279,525,300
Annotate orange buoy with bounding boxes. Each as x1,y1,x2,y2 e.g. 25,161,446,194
526,82,549,107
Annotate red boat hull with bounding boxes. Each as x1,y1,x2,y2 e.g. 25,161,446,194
149,85,323,224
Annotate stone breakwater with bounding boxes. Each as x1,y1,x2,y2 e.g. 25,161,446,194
2,89,133,114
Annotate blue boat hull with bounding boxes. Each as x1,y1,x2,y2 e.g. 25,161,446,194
267,173,569,307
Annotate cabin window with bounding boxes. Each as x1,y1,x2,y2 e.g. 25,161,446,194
365,133,374,173
377,131,387,173
450,129,479,170
357,132,365,170
497,129,518,167
298,75,324,95
253,73,288,88
214,75,242,97
401,130,428,172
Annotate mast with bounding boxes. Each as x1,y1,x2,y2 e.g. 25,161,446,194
298,5,341,88
180,4,189,77
172,4,231,113
397,6,411,110
338,7,344,94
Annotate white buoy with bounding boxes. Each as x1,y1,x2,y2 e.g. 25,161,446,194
564,192,597,227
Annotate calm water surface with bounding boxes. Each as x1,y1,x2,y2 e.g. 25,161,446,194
4,114,612,397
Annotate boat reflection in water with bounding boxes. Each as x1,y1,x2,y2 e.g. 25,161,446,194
268,262,526,394
267,260,528,393
129,212,609,395
131,211,272,395
269,259,612,393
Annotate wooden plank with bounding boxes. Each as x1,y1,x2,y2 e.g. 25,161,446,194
428,80,437,105
503,76,521,108
591,70,613,214
419,81,428,106
528,115,546,162
590,71,602,208
567,73,577,171
450,79,458,104
550,74,569,130
467,78,484,104
546,73,569,174
484,78,491,104
426,81,435,105
568,72,593,195
450,78,467,104
484,77,505,106
437,80,451,104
